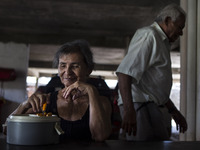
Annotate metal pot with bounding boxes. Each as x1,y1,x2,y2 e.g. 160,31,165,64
6,114,64,145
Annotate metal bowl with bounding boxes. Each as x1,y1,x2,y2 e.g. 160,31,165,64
6,114,63,145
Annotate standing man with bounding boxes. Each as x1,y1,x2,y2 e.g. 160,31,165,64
116,4,187,141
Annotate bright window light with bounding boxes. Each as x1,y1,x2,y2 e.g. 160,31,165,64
26,76,37,86
38,77,51,86
105,79,118,89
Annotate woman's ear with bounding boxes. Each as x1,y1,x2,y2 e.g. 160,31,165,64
87,68,92,76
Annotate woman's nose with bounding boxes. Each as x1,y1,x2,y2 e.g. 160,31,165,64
63,66,72,75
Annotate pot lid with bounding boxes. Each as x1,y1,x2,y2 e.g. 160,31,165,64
7,114,60,123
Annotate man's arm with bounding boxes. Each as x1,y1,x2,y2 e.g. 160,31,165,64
117,72,137,135
165,99,187,133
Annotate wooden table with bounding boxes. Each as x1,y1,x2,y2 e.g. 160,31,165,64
1,133,200,150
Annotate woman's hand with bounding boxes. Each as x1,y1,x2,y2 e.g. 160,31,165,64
10,93,50,115
62,81,89,101
27,93,50,112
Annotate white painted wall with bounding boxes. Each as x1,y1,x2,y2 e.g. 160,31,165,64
0,42,29,129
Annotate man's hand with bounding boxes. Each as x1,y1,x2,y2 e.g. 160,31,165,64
122,107,137,136
171,109,187,133
165,99,187,133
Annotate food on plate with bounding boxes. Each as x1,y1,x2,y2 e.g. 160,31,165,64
36,112,53,117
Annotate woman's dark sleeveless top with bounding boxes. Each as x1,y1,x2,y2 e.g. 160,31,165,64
46,91,92,141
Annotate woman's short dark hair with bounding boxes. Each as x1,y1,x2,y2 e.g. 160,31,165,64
53,39,94,70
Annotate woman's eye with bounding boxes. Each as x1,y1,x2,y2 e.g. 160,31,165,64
72,65,80,69
59,64,65,68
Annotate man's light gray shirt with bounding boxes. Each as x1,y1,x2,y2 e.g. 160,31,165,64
116,22,172,106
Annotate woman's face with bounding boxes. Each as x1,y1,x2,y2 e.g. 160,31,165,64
58,52,90,87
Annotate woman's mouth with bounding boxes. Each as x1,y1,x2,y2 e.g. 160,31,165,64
63,77,76,81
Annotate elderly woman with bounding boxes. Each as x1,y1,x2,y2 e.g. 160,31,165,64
11,40,112,142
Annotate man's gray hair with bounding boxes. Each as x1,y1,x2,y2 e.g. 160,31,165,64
155,4,186,23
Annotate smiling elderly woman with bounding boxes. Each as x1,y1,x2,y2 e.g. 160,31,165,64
11,40,112,142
